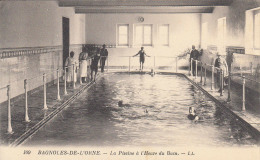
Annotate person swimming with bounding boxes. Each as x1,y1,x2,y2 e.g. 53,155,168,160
118,101,149,114
118,101,131,107
187,107,199,121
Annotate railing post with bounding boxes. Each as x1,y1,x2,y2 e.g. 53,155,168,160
211,65,214,90
153,56,156,70
72,64,75,89
189,58,191,76
204,64,207,86
24,79,30,122
195,60,198,79
227,71,231,102
107,56,109,72
64,68,68,95
220,69,223,96
175,57,178,73
242,76,246,111
250,62,253,75
200,62,203,83
43,73,48,110
190,58,193,76
129,56,131,72
57,69,61,101
7,85,13,134
79,62,82,85
240,64,242,76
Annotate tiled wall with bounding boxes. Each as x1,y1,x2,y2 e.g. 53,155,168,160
200,46,260,79
0,45,82,103
231,53,260,76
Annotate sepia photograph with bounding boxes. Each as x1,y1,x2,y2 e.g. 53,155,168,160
0,0,260,160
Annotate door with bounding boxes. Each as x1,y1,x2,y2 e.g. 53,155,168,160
62,17,70,68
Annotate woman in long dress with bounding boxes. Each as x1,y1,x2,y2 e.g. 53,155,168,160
79,48,89,83
65,51,77,86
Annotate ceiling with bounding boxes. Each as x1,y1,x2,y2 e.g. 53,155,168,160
58,0,233,14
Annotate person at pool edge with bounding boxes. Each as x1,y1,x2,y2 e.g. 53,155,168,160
187,107,199,121
65,51,77,87
190,45,200,76
78,47,89,83
100,44,108,73
214,53,228,92
133,47,150,71
90,48,100,82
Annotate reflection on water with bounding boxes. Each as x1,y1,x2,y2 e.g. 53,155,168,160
24,73,257,147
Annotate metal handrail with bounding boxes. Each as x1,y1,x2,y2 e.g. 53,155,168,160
231,73,260,84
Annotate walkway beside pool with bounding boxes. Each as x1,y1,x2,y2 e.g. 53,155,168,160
0,76,95,146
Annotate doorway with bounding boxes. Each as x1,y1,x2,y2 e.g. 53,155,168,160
62,17,70,68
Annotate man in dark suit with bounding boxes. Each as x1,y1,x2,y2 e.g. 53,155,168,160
100,44,108,72
190,45,200,76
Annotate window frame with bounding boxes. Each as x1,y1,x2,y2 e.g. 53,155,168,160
253,10,260,49
134,24,153,47
158,24,170,46
117,24,129,47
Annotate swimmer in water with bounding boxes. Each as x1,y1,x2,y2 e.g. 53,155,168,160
187,107,199,121
118,101,131,107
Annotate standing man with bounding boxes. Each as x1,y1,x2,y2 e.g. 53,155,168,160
133,47,150,71
190,45,200,76
90,48,101,82
100,44,108,72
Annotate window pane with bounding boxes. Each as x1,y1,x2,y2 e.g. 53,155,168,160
119,26,127,34
119,35,128,45
143,25,152,44
159,25,169,45
135,26,143,45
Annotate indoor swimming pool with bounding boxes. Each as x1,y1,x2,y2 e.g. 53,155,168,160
24,73,257,147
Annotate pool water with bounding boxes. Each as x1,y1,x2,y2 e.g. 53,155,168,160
24,73,257,147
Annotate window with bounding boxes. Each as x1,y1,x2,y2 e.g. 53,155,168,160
158,24,169,46
254,11,260,49
117,24,129,46
201,22,208,49
134,24,152,46
217,17,226,54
